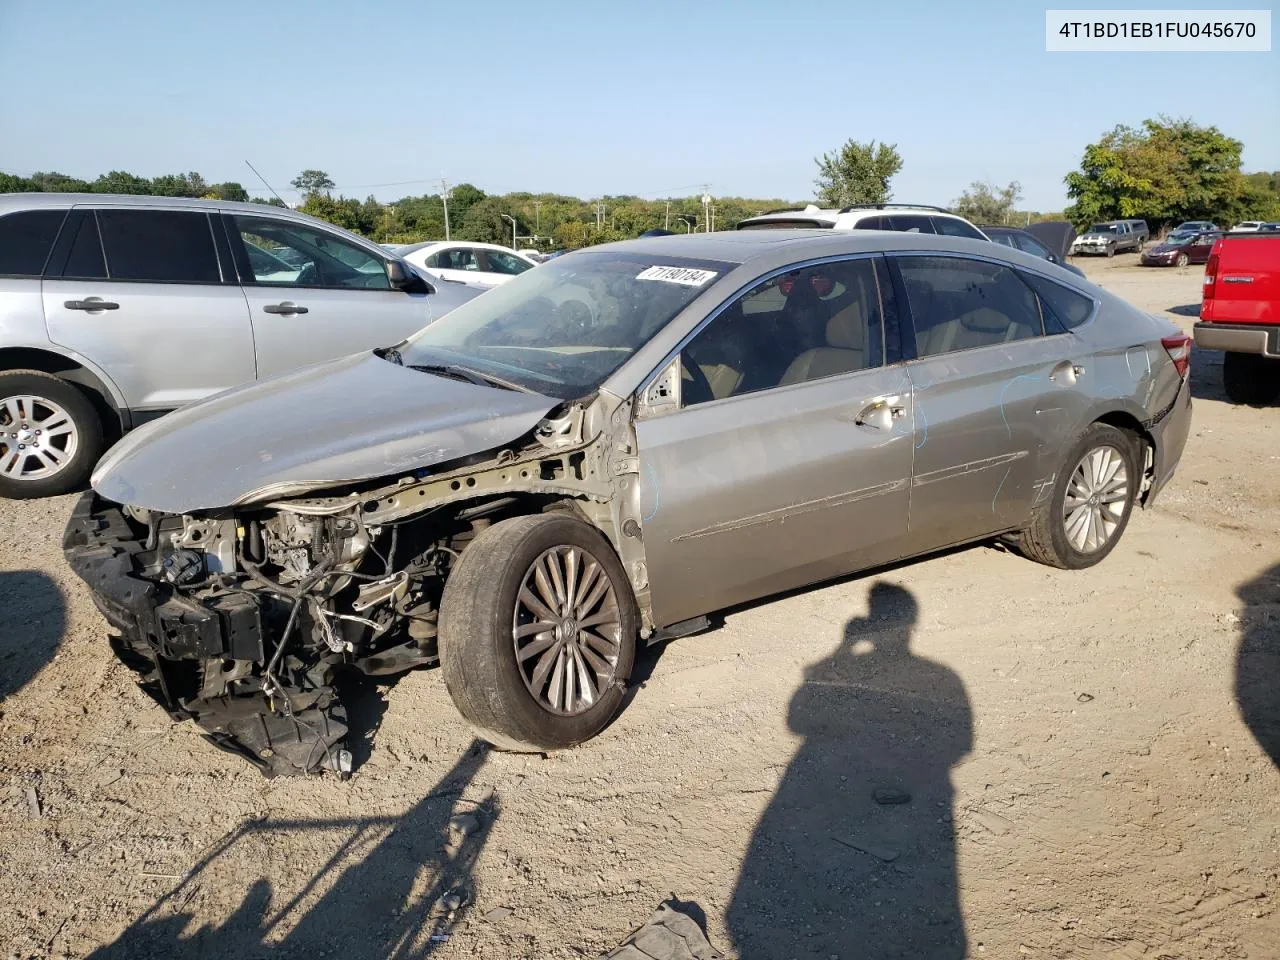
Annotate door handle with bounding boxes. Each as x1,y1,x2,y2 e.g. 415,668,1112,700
854,400,904,431
64,299,119,312
262,302,308,315
1049,361,1084,384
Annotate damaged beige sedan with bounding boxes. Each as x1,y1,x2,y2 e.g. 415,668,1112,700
64,231,1192,775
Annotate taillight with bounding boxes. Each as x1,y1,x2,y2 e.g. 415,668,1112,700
1162,333,1192,378
1203,252,1219,300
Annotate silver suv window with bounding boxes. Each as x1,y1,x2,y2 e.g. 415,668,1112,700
232,215,391,290
0,210,67,278
94,210,222,284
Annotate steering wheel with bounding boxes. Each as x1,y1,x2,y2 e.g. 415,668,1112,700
680,356,715,407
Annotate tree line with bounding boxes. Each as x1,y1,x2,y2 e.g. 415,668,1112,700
4,116,1276,249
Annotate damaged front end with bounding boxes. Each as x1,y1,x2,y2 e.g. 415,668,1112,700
64,397,648,777
64,493,456,776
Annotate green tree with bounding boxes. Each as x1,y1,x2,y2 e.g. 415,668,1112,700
29,172,90,192
0,172,36,192
458,196,519,245
291,169,335,198
952,180,1023,225
1064,118,1247,230
91,170,153,194
814,139,903,207
209,182,249,202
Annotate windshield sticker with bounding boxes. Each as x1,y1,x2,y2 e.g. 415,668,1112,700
635,265,718,287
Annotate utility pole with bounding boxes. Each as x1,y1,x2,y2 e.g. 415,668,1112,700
664,200,671,230
436,177,452,240
700,186,712,234
534,200,542,234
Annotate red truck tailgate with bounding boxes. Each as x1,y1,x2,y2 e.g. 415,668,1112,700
1202,235,1279,323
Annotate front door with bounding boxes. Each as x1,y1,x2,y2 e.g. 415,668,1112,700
42,207,255,412
635,256,915,628
891,253,1086,551
225,214,433,379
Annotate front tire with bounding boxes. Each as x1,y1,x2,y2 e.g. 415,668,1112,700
1106,244,1116,258
1018,423,1139,570
1222,352,1280,406
1176,253,1189,267
0,370,103,499
438,512,638,752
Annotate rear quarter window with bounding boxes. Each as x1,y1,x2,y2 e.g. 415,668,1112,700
931,216,986,240
0,209,67,277
1019,271,1096,331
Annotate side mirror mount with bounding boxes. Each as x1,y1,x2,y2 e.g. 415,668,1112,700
387,259,433,294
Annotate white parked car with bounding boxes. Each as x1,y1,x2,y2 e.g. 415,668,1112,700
1230,221,1264,232
398,241,539,288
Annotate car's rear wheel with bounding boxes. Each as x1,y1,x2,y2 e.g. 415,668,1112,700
0,370,103,500
438,512,637,752
1176,253,1189,267
1222,352,1280,406
1017,423,1139,570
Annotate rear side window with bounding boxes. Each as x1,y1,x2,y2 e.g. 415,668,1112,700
485,250,533,276
891,214,936,234
896,255,1043,357
1019,271,1096,331
931,216,986,240
96,210,221,284
0,210,67,277
856,216,892,230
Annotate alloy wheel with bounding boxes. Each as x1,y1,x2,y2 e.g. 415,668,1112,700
1063,445,1130,554
512,545,622,716
0,395,79,481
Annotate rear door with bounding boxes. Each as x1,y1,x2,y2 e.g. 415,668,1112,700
891,253,1089,551
42,207,255,413
225,213,434,379
635,256,915,626
426,245,490,286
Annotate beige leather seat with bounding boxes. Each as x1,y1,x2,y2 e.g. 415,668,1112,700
779,302,866,385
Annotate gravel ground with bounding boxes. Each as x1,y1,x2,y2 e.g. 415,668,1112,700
2,254,1277,959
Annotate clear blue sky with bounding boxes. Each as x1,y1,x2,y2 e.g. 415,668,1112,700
1,0,1276,209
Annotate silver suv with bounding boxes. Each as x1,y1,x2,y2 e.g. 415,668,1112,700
0,194,479,498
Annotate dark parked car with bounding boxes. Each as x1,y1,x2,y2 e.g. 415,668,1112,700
1141,231,1220,267
65,230,1193,775
983,225,1086,277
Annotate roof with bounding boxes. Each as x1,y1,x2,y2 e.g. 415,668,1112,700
572,228,1015,267
397,240,529,256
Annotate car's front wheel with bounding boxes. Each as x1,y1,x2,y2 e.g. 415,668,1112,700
1106,244,1116,258
1222,352,1280,405
439,512,638,751
1176,253,1189,267
0,370,103,499
1017,423,1139,570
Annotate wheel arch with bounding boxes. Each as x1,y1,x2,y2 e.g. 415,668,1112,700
0,346,128,440
1091,408,1157,505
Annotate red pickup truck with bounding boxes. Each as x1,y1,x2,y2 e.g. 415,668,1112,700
1193,233,1280,404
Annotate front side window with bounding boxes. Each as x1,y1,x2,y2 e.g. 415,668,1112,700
232,215,390,290
401,252,731,400
897,255,1043,357
485,250,533,276
0,210,67,277
680,258,884,407
97,210,221,283
932,216,986,240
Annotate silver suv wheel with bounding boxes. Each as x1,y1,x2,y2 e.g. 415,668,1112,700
0,394,80,481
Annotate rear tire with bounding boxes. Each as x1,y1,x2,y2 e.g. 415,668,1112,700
1222,352,1280,406
438,512,638,752
0,370,103,500
1018,423,1139,570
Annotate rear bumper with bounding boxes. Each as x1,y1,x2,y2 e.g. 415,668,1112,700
1193,322,1280,358
1146,374,1192,505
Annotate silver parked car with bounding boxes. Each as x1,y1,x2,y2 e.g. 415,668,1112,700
64,230,1193,775
0,194,480,498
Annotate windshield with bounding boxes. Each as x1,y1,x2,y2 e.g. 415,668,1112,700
1088,224,1117,234
399,251,734,400
1165,232,1195,245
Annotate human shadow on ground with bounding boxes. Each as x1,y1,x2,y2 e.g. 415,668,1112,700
1168,303,1201,317
88,740,495,959
1236,564,1280,767
0,570,66,704
727,581,972,958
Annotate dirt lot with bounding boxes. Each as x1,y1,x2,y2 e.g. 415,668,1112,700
2,254,1278,959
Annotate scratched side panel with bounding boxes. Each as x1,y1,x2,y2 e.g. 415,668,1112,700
902,336,1086,552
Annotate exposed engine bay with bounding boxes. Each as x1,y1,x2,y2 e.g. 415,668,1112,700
64,400,651,777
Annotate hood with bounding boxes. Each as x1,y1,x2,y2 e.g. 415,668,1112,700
1147,242,1182,254
92,352,561,513
1025,221,1077,261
